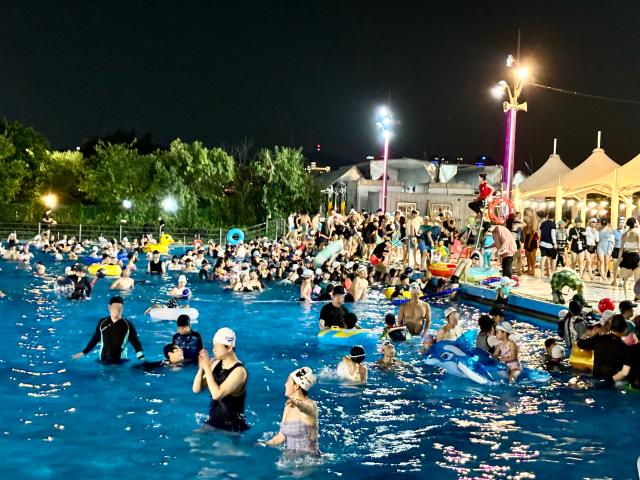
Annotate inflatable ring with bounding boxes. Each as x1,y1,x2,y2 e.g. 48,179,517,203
148,307,199,322
428,263,456,278
568,345,593,371
226,228,245,246
466,266,500,283
87,264,122,277
481,276,520,287
317,327,379,347
488,197,515,225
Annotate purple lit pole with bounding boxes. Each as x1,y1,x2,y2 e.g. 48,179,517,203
503,108,517,199
376,106,394,212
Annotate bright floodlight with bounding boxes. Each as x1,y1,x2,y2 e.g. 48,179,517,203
42,193,58,210
161,197,178,213
491,85,505,99
378,106,390,118
516,66,529,81
122,199,133,210
506,54,515,67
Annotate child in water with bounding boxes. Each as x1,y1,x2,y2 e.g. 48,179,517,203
336,345,367,384
493,322,521,382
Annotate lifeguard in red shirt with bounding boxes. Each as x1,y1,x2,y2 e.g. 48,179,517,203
468,173,494,216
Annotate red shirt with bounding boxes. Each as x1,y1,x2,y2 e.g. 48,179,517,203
479,181,493,200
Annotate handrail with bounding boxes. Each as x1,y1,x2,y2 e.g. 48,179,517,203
0,218,287,245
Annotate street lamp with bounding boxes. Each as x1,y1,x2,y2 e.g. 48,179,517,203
122,199,133,210
41,193,58,210
375,106,394,213
493,56,529,200
161,196,178,214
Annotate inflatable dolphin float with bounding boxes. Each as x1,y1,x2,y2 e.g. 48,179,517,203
423,331,550,385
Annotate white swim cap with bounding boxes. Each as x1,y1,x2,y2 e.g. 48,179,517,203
551,344,566,360
178,274,187,284
291,367,317,392
213,327,236,347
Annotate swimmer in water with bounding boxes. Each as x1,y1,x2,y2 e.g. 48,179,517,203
192,327,250,432
264,367,320,457
110,267,134,290
73,296,145,364
139,344,185,371
376,341,408,370
398,282,431,336
168,275,191,298
336,345,367,384
435,307,463,342
172,314,203,362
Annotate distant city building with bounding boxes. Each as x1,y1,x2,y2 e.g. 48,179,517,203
306,161,331,174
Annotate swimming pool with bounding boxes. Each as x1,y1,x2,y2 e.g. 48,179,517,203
1,255,638,479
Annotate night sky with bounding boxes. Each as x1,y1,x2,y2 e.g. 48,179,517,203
2,1,639,172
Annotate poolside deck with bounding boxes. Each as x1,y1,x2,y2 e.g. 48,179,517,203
511,274,635,309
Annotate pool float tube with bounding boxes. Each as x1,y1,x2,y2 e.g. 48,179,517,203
87,264,122,277
148,307,199,322
422,287,460,299
317,327,379,347
568,344,593,371
313,240,343,268
466,266,500,283
226,228,245,246
423,330,550,385
384,287,411,300
83,256,103,265
117,250,129,261
481,276,520,287
142,234,175,254
428,263,456,278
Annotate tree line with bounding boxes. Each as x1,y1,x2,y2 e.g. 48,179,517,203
0,118,321,227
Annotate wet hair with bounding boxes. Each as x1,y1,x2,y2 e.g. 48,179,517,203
109,296,124,305
344,313,359,329
489,306,504,318
176,314,190,327
384,313,396,326
349,345,366,363
544,338,557,349
163,343,179,359
478,314,494,333
610,314,627,334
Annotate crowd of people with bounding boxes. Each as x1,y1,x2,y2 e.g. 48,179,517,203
1,196,640,458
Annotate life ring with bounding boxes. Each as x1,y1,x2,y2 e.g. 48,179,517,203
428,263,456,278
226,228,245,246
384,288,411,300
317,327,379,347
488,197,515,225
87,264,122,277
481,275,520,287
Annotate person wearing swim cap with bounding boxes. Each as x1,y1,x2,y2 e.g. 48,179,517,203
192,327,249,432
73,296,145,363
398,282,431,336
264,367,320,456
168,275,191,298
336,345,367,384
435,307,463,342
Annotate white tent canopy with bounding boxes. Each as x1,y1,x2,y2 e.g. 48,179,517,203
521,148,619,199
568,152,640,198
518,153,570,194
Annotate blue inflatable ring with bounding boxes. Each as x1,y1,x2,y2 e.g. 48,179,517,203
226,228,245,246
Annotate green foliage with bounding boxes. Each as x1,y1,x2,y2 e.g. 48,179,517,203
0,119,322,227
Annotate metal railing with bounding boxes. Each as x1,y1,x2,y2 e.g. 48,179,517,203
0,218,287,245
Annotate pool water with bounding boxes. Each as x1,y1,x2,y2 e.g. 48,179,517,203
1,255,638,479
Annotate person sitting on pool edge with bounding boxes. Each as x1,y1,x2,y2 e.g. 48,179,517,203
264,367,320,457
336,345,367,384
435,307,463,342
318,285,348,329
73,296,145,364
172,314,203,362
193,327,250,432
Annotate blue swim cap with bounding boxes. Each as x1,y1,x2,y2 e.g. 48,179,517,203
182,288,191,298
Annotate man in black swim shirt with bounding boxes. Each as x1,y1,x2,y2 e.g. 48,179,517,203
73,296,145,363
319,285,348,329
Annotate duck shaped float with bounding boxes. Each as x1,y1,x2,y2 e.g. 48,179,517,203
142,234,175,254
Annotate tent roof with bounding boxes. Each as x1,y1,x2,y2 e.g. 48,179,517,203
568,152,640,198
518,154,570,194
315,165,364,188
522,148,619,198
